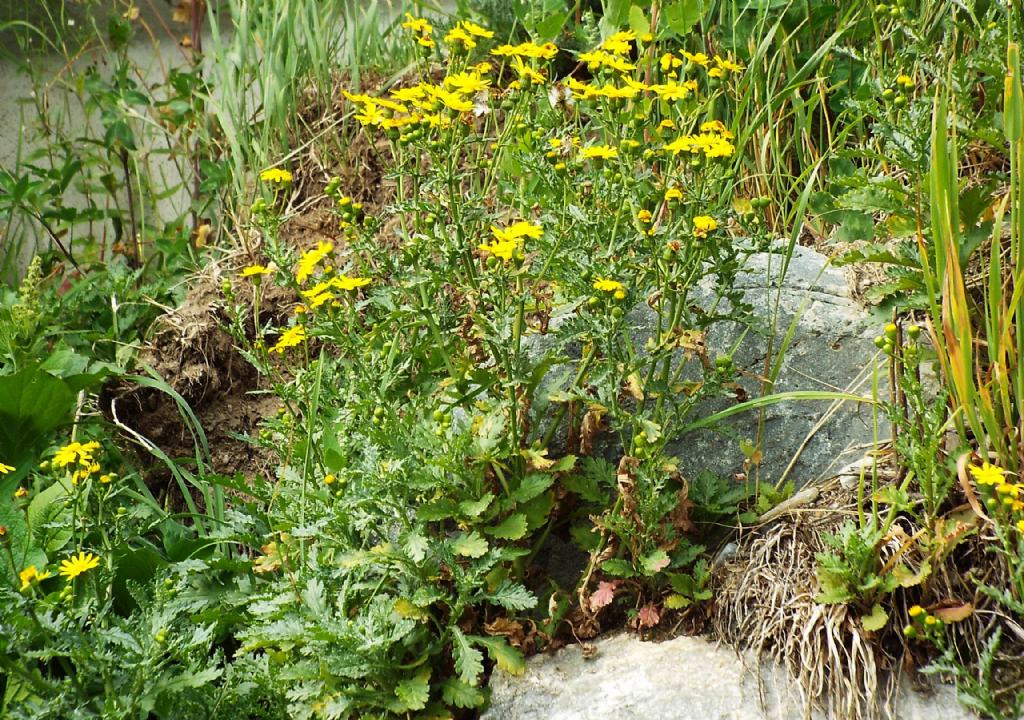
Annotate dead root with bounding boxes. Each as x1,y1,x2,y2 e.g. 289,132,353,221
711,479,901,720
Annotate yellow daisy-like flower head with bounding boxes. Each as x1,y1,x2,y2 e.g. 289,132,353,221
333,275,372,291
59,551,100,580
444,26,477,50
665,188,684,202
492,221,544,243
0,462,14,475
713,54,745,74
52,441,101,469
692,215,718,237
970,461,1005,486
593,277,625,294
581,145,618,160
478,239,519,263
19,565,51,591
260,168,293,184
270,325,306,354
402,13,433,35
459,20,493,39
295,241,334,285
683,51,710,67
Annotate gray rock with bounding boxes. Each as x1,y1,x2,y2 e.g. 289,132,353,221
482,633,976,720
664,243,886,488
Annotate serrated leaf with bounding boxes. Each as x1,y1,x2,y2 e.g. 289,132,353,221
487,514,527,541
440,678,486,709
514,473,553,503
664,594,692,610
459,493,495,518
301,577,327,615
404,532,430,563
451,531,488,558
600,558,636,578
473,636,526,675
393,668,431,712
486,580,537,610
640,549,671,575
452,628,484,684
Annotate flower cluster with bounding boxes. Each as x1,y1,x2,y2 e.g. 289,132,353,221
970,461,1024,533
52,441,102,485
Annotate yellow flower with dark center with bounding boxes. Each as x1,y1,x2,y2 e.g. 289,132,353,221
0,462,13,474
970,461,1005,486
59,552,100,580
581,145,618,160
692,215,718,237
259,168,293,184
19,565,50,591
270,325,306,354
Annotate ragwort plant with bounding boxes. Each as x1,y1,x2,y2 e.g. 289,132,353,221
231,17,771,716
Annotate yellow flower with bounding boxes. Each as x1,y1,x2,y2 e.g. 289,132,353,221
0,462,14,474
492,221,543,243
660,52,683,74
333,275,372,291
402,14,433,35
713,54,744,73
908,605,925,618
650,81,698,101
295,241,333,284
14,486,28,499
896,74,914,89
260,168,293,184
593,278,625,293
427,86,474,113
581,145,618,160
700,120,733,138
692,215,718,237
418,35,436,49
59,551,100,580
491,42,558,61
100,473,114,484
637,209,653,224
271,325,306,353
665,188,684,202
444,26,477,50
241,264,273,278
52,441,101,469
683,51,710,67
970,461,1005,486
578,49,635,73
600,30,635,56
354,101,386,126
459,20,493,39
1017,519,1024,534
510,56,547,86
478,239,519,262
19,565,50,591
445,71,491,95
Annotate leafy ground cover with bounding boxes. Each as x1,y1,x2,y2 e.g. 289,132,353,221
3,1,1024,718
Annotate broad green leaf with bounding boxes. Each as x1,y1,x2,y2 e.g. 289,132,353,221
628,5,649,37
460,493,495,518
514,473,553,503
452,531,489,558
861,603,889,632
487,514,527,541
393,668,431,712
662,0,703,36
